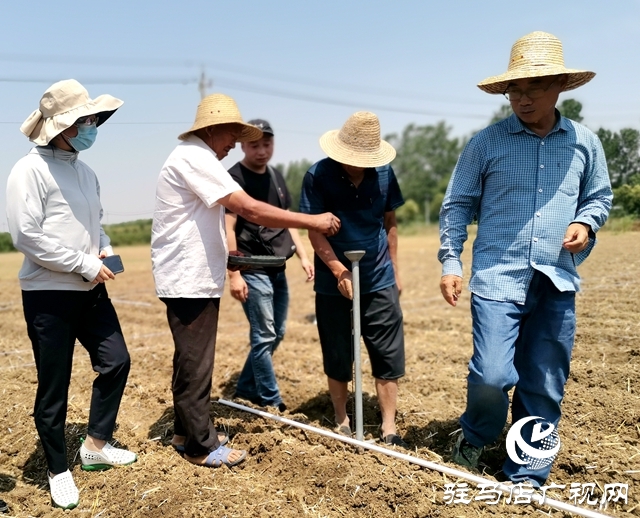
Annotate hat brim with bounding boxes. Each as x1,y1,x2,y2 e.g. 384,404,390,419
319,129,396,168
477,68,595,94
21,94,123,146
178,121,263,142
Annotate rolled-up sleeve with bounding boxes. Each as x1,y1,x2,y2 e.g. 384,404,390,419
299,170,325,215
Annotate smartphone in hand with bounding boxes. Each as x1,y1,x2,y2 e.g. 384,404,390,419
102,254,124,274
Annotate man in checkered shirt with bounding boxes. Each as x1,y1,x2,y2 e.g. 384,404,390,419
438,31,613,487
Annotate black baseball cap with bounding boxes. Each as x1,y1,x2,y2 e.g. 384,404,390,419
247,119,274,136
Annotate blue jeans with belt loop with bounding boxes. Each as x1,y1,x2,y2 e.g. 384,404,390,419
460,271,576,486
235,271,289,407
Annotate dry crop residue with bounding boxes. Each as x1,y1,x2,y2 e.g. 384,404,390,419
0,230,638,517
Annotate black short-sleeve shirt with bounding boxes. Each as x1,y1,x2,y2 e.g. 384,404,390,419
226,162,292,273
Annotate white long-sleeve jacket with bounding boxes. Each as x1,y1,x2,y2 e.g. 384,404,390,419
6,146,113,291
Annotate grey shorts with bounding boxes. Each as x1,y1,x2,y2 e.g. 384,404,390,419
315,285,405,382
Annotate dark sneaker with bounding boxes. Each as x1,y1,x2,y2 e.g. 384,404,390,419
451,433,483,469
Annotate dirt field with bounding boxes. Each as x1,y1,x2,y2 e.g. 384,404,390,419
0,230,638,517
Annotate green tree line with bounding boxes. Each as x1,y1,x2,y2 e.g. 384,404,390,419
1,103,638,252
279,99,640,223
0,219,152,253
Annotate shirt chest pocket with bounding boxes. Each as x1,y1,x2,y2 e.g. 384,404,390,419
555,157,585,197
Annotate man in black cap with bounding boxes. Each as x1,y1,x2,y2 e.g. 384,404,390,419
226,119,314,411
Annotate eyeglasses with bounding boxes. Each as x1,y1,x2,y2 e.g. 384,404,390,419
74,115,99,127
503,77,558,102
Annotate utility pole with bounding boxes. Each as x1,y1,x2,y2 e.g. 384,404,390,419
198,69,213,100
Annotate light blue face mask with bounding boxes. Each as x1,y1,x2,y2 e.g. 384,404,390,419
68,124,98,151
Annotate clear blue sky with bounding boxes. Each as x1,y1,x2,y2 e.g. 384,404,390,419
1,0,639,227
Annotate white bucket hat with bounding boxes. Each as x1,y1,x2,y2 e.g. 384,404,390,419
319,111,396,168
21,79,123,146
477,31,595,94
178,93,263,142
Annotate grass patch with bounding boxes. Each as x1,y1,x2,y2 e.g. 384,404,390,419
600,215,640,233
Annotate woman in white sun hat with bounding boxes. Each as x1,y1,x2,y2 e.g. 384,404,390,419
6,79,137,510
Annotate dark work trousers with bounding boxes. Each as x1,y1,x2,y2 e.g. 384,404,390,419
22,285,130,475
161,297,222,457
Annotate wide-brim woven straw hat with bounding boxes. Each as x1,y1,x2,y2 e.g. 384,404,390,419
319,111,396,168
21,79,123,146
477,31,595,94
178,93,263,142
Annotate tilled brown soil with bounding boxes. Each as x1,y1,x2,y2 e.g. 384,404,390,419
0,230,638,517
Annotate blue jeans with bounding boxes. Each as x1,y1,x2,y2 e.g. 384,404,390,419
235,271,289,407
460,271,575,486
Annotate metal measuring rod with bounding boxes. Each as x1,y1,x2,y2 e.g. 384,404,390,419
344,250,366,441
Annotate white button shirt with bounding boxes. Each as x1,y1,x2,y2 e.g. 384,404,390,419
151,135,241,298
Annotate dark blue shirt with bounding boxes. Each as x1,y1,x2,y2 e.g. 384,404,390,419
299,158,404,296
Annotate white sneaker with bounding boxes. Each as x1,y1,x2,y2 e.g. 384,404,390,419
80,442,137,471
48,470,79,509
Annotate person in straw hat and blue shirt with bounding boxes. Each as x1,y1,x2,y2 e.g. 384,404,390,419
300,111,408,447
6,79,137,509
151,93,340,469
438,31,613,486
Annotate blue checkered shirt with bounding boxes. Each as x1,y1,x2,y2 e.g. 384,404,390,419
438,113,613,304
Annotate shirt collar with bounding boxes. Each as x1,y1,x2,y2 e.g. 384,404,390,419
185,134,208,148
34,145,78,162
507,109,568,136
328,158,376,182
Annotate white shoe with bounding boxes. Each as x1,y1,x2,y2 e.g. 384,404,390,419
80,442,137,471
48,470,79,509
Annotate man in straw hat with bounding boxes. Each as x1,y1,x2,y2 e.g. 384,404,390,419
300,112,407,447
7,79,137,509
438,31,613,486
151,93,340,469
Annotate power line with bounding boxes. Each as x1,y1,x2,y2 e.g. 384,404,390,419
0,52,199,68
0,74,492,119
213,77,490,120
0,76,197,85
0,52,496,106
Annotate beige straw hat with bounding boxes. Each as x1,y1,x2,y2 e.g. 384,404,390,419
21,79,123,145
477,31,595,94
319,112,396,168
178,93,263,142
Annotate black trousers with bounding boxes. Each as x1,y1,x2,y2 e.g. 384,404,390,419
315,285,405,382
161,297,222,457
22,285,130,474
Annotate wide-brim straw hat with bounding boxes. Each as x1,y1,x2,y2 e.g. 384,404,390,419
319,111,396,168
477,31,595,94
178,93,263,142
21,79,123,146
